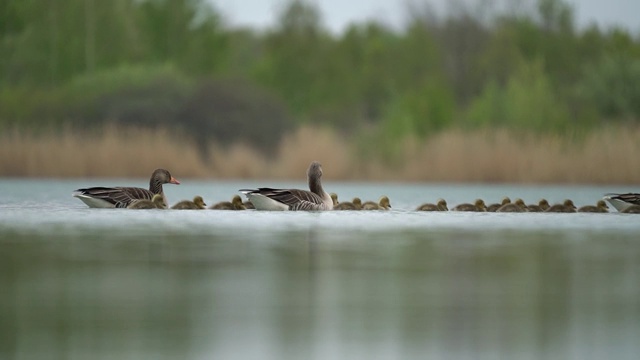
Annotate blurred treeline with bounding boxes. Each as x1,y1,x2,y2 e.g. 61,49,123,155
1,0,640,158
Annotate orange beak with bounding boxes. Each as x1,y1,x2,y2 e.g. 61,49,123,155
170,176,180,185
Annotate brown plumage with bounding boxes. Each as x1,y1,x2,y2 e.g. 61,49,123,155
578,200,609,213
416,199,448,211
73,168,180,208
330,193,339,207
452,199,487,212
621,205,640,214
127,194,167,209
496,198,527,212
334,197,363,210
487,197,511,212
243,201,255,209
545,199,577,213
526,199,550,212
362,196,391,210
210,195,246,210
172,196,206,210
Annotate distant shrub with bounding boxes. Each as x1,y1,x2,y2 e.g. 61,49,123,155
378,80,455,139
466,60,571,132
178,78,294,158
578,55,640,121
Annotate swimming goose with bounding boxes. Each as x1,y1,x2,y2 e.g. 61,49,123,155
603,193,640,212
621,205,640,214
127,194,167,209
545,199,577,213
362,196,391,210
487,197,511,212
73,168,180,208
416,199,448,211
526,199,550,212
333,197,362,210
240,161,333,211
578,200,609,213
210,195,246,210
172,196,207,210
452,199,486,212
496,198,527,212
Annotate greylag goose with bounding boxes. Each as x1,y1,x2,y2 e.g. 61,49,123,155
487,197,511,212
578,200,609,213
73,168,180,208
526,199,550,212
603,193,640,212
127,194,167,209
452,199,487,212
496,198,527,212
621,205,640,214
210,195,246,210
333,197,362,210
172,196,206,210
545,199,577,213
416,199,448,211
362,196,391,210
240,161,333,211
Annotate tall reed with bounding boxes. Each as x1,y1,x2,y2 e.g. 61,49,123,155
1,125,638,184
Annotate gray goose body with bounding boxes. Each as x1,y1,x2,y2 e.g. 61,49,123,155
72,169,180,208
240,161,333,211
603,193,640,212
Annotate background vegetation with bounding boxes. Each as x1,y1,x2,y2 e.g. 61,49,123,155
1,0,639,181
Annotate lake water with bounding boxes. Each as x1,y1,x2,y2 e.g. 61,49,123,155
1,178,639,359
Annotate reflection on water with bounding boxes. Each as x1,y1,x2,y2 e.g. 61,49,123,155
1,179,640,359
1,228,639,359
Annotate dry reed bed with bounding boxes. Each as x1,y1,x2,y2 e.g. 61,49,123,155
1,126,639,184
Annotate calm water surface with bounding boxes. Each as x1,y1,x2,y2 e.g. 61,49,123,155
1,178,639,359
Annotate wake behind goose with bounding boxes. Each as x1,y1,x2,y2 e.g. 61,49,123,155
240,161,333,211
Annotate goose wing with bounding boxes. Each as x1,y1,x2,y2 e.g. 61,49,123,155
241,188,329,211
74,186,154,208
606,193,640,205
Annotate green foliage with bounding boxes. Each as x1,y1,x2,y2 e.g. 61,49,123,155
467,60,571,132
578,54,640,120
382,81,455,139
1,0,640,154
